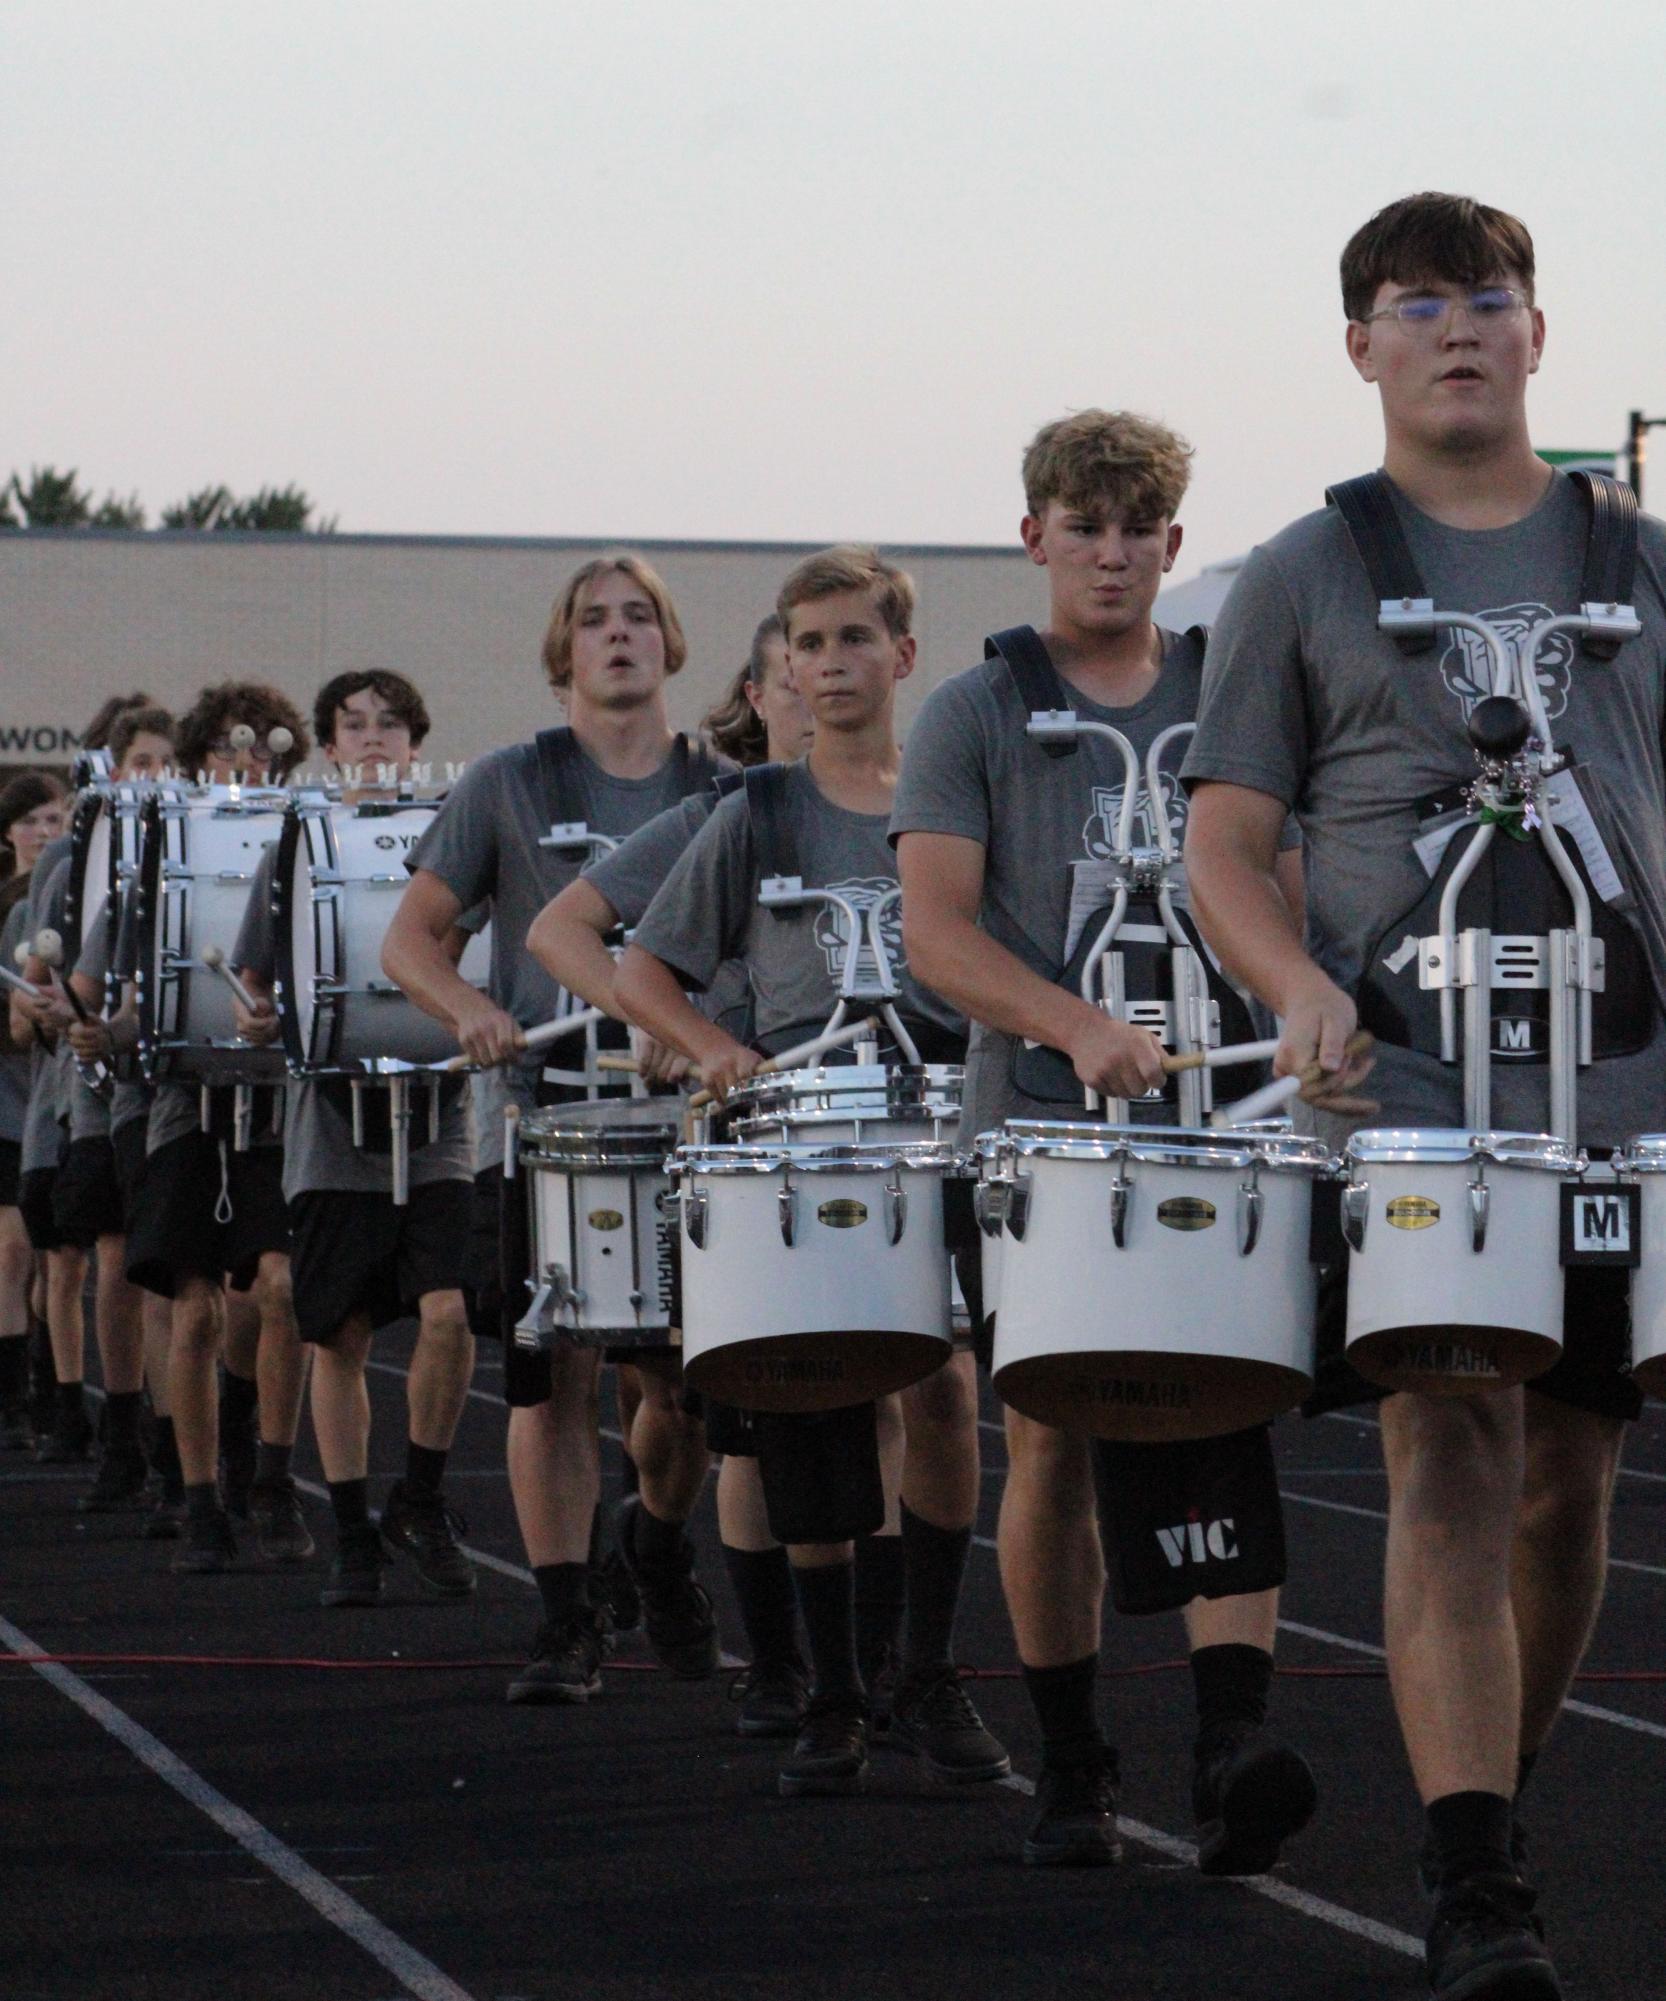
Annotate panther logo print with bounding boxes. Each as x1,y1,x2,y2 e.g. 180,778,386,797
1082,769,1188,862
811,877,906,985
1439,601,1571,724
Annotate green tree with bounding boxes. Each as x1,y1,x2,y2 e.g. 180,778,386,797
159,485,235,530
8,465,94,527
219,484,335,533
91,492,147,530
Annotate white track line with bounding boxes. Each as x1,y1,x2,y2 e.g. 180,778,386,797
0,1610,478,2001
1281,1486,1666,1577
995,1770,1421,1961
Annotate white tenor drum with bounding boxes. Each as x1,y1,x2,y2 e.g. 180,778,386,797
671,1140,955,1411
725,1064,962,1146
514,1100,682,1352
977,1121,1332,1442
136,784,290,1084
273,793,492,1075
1341,1130,1577,1393
1605,1137,1661,1399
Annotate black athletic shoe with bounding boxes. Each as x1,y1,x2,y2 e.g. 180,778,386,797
35,1408,94,1465
1426,1873,1561,2000
594,1546,642,1635
221,1427,257,1523
779,1696,870,1797
619,1501,720,1679
1022,1757,1123,1868
379,1481,476,1598
321,1523,386,1607
507,1615,605,1705
1,1401,33,1451
1193,1728,1319,1876
730,1657,810,1738
1419,1816,1533,1903
249,1478,316,1565
890,1668,1012,1783
78,1443,151,1513
172,1508,238,1574
144,1491,187,1540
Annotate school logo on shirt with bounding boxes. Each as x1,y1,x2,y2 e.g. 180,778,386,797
813,878,907,986
1439,601,1570,726
1083,769,1187,861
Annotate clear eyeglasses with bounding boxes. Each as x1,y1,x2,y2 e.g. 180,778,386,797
1358,286,1528,339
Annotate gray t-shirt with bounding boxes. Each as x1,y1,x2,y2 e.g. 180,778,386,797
890,628,1261,1138
0,899,34,1147
20,855,74,1175
635,762,964,1057
234,847,471,1199
581,789,751,1038
1182,470,1666,1150
73,891,151,1135
409,734,732,1168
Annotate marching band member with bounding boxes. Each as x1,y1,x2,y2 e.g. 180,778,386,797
383,554,732,1702
122,682,313,1574
616,547,1008,1797
894,414,1318,1873
1184,193,1666,2000
229,671,479,1606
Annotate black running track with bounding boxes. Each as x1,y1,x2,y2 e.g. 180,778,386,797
5,1335,1666,2001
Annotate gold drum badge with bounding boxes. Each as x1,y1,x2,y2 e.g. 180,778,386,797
818,1199,868,1228
1156,1197,1216,1231
1386,1196,1440,1230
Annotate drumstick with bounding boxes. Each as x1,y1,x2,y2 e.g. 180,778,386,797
1211,1032,1375,1128
596,1055,640,1074
443,1007,608,1072
0,963,45,1000
31,932,91,1024
1161,1037,1280,1076
200,944,262,1013
685,1014,883,1112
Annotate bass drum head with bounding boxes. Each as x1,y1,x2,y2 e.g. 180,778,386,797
273,802,326,1070
683,1327,948,1413
65,789,113,969
991,1350,1313,1444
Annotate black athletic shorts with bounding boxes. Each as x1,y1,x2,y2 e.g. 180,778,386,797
1308,1259,1642,1425
0,1137,22,1209
125,1132,291,1298
289,1179,472,1347
19,1165,70,1253
51,1136,122,1247
112,1120,148,1234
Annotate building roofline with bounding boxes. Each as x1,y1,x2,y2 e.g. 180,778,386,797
0,526,1024,560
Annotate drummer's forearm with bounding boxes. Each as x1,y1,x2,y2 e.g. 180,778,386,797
382,916,479,1035
1185,785,1330,1016
526,913,625,1021
614,945,735,1070
907,905,1104,1055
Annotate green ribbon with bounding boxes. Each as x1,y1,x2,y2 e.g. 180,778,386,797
1476,803,1535,842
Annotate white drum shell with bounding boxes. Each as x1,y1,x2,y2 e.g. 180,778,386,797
674,1143,954,1411
726,1063,961,1148
982,1122,1328,1441
1608,1137,1664,1399
1342,1130,1573,1393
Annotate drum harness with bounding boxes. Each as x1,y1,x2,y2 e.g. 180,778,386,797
1326,471,1644,1146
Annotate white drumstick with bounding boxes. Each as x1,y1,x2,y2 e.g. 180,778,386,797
687,1014,883,1111
200,944,263,1013
1211,1073,1303,1129
1162,1037,1281,1076
0,963,44,1000
443,1007,608,1072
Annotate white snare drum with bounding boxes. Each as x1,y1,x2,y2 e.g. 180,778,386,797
1605,1137,1660,1399
726,1064,962,1146
514,1100,681,1351
274,794,492,1075
1341,1130,1578,1393
671,1140,955,1411
136,784,290,1085
977,1121,1332,1442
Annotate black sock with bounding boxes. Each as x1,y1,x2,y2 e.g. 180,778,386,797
184,1479,222,1523
1190,1642,1275,1748
792,1560,863,1704
254,1441,291,1487
105,1389,144,1446
898,1505,970,1679
220,1370,258,1430
1515,1750,1537,1800
1023,1654,1110,1772
632,1501,688,1570
56,1379,86,1422
588,1502,605,1567
534,1560,591,1630
329,1478,371,1531
618,1452,641,1500
404,1441,447,1498
1426,1791,1516,1888
723,1545,802,1668
0,1333,27,1403
853,1531,906,1677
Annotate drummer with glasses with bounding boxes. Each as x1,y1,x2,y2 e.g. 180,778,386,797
229,672,479,1608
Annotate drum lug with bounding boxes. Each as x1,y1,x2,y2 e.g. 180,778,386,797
1342,1180,1369,1251
1109,1168,1131,1248
1237,1178,1263,1257
1468,1173,1490,1254
884,1176,907,1245
1006,1172,1032,1242
778,1183,798,1247
680,1188,708,1251
973,1178,1004,1238
514,1269,565,1350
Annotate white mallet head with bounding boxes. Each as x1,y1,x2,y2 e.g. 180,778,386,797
266,726,294,758
228,723,257,752
201,944,226,970
13,940,30,968
33,928,65,969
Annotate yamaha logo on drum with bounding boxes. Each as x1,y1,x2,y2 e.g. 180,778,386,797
587,1209,624,1232
1387,1196,1441,1229
818,1199,868,1229
1156,1197,1215,1231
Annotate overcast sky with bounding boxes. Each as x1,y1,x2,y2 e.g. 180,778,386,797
6,1,1664,582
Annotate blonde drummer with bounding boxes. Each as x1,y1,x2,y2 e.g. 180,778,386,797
616,547,1008,1797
